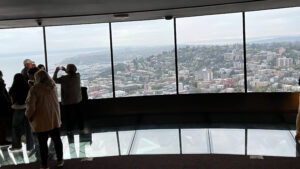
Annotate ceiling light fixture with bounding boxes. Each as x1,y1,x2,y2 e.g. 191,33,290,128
164,15,173,20
113,13,129,19
36,19,42,26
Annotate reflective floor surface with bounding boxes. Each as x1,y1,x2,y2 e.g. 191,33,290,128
0,127,298,167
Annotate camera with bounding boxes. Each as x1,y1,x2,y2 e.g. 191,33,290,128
36,19,42,26
164,15,173,20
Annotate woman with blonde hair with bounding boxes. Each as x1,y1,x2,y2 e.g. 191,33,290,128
26,70,63,169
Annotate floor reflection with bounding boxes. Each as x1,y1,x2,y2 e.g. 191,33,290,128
247,129,296,157
131,129,180,155
181,129,209,154
0,128,299,167
210,129,245,155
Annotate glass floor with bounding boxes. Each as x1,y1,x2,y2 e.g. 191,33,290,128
0,128,298,167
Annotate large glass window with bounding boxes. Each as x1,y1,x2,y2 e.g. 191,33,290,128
0,27,45,88
177,13,244,93
112,19,176,97
246,7,300,92
46,24,112,99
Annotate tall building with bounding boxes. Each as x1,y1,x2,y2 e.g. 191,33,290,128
195,69,213,81
277,57,293,67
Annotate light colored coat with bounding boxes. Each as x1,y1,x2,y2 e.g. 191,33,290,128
25,83,61,133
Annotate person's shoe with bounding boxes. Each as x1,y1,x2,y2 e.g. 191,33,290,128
8,146,22,152
49,152,57,160
80,128,89,135
57,160,64,167
40,165,49,169
21,135,26,143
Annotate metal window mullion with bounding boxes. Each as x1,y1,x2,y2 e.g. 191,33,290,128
207,129,213,154
128,130,137,155
109,23,116,98
288,130,299,156
174,18,179,95
245,128,248,155
243,12,247,93
43,26,49,72
116,130,121,156
179,128,182,154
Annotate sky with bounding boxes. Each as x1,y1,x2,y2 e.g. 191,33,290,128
0,6,300,56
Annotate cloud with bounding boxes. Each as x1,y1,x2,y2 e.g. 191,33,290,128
246,7,300,38
112,19,174,47
0,6,299,55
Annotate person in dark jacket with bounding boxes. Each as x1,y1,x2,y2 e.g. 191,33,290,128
8,73,34,151
37,64,46,71
27,67,40,87
0,70,12,145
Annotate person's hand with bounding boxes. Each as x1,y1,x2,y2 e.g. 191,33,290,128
61,66,66,71
55,67,61,72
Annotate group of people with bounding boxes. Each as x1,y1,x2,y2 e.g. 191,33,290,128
0,59,84,169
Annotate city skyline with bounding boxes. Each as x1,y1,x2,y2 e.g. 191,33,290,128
1,6,300,97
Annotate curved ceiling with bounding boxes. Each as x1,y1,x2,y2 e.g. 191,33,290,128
0,0,299,28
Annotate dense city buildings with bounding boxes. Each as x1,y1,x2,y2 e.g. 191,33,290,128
47,40,300,99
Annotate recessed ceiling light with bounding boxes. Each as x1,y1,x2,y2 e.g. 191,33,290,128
113,13,129,19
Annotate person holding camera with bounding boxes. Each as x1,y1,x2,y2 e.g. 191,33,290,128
53,64,83,135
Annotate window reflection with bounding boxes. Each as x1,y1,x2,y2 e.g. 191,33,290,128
248,129,296,157
119,130,135,155
131,129,180,154
181,129,209,154
210,129,245,155
88,132,119,157
1,128,300,167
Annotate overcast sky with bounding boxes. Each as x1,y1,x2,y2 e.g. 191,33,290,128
0,6,299,56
